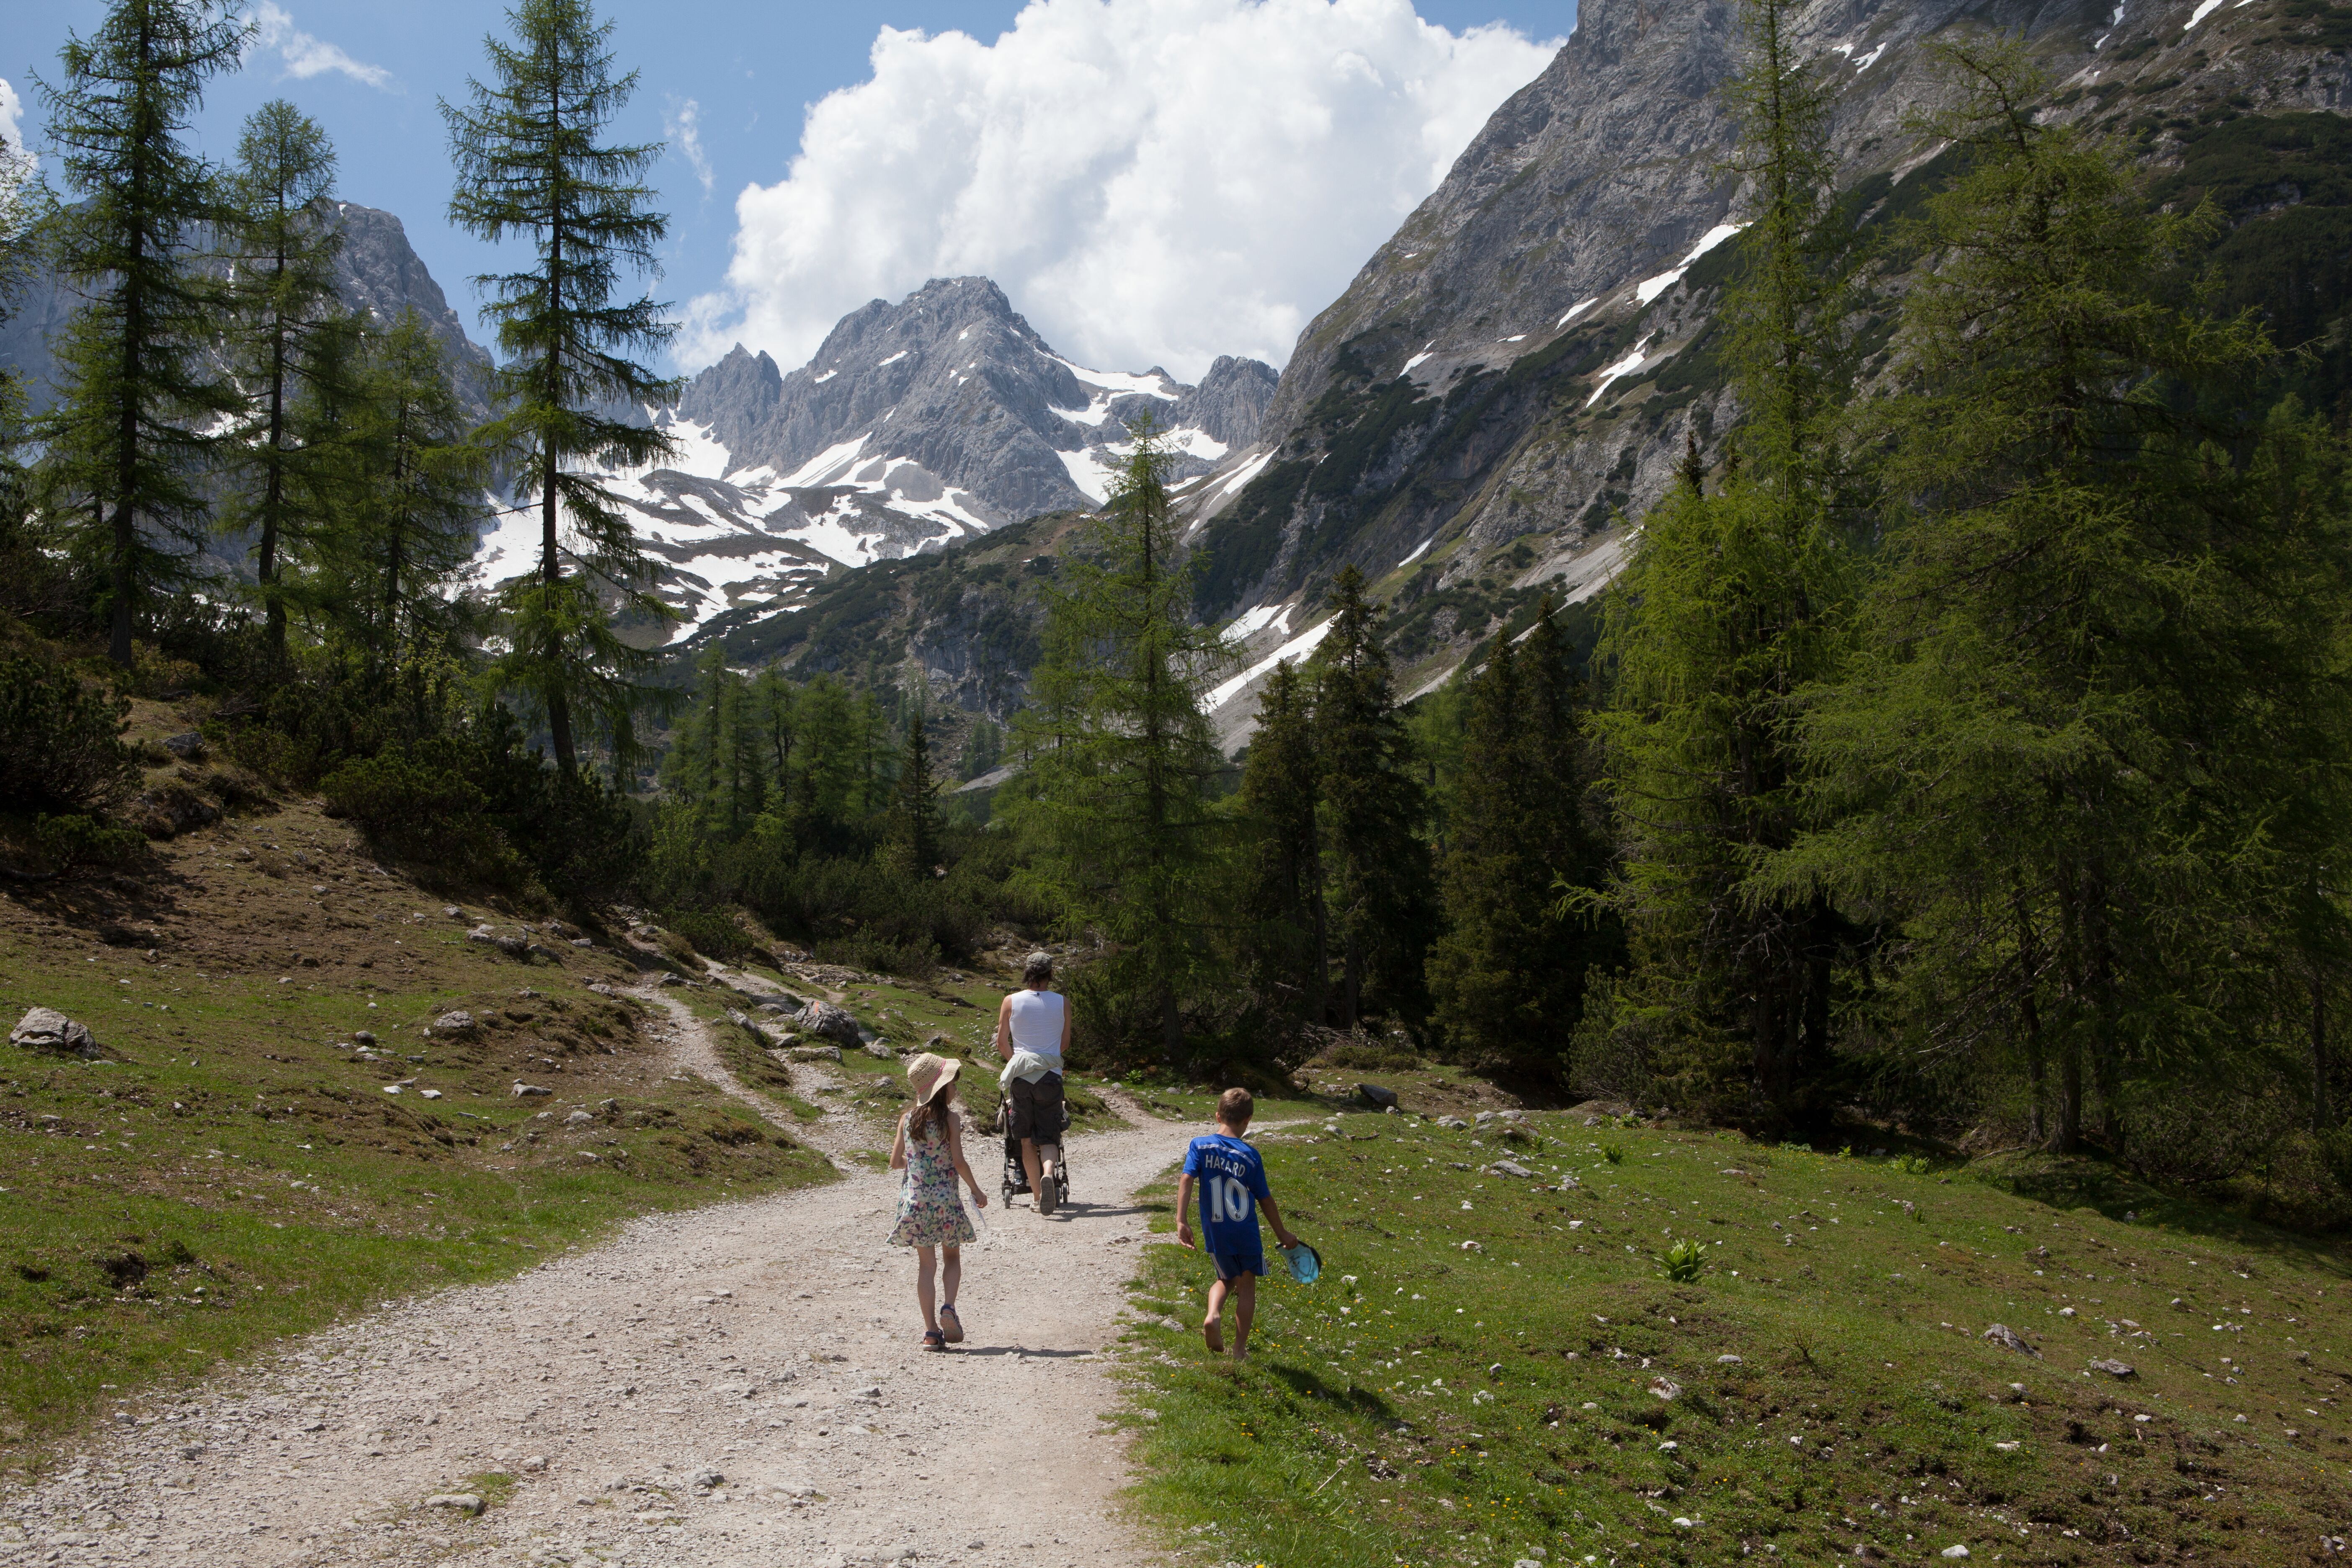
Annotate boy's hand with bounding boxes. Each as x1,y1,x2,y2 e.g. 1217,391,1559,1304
1274,1228,1299,1251
1176,1221,1196,1250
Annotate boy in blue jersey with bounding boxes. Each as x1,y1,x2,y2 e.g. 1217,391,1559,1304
1176,1088,1298,1362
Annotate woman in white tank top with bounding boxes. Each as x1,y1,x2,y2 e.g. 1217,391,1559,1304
995,950,1073,1212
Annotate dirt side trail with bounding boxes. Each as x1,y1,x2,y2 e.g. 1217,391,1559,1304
3,1000,1191,1568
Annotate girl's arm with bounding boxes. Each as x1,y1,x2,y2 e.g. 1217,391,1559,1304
995,996,1015,1062
946,1114,988,1206
889,1114,908,1171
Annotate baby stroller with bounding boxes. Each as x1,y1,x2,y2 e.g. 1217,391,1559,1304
998,1091,1072,1214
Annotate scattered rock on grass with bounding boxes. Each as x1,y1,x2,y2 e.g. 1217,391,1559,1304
2089,1358,2135,1378
513,1082,553,1098
790,1046,843,1063
433,1011,477,1034
1356,1083,1399,1110
424,1493,483,1515
10,1008,100,1060
1485,1159,1535,1179
801,1002,864,1047
1983,1324,2040,1357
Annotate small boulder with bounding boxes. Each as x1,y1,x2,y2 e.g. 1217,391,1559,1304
10,1007,100,1060
1435,1115,1470,1130
161,731,206,761
513,1082,553,1098
424,1493,483,1516
353,1030,377,1045
862,1041,895,1061
801,1001,864,1047
1647,1376,1682,1401
1356,1083,1399,1110
1982,1323,2041,1358
565,1109,595,1125
2088,1358,2135,1378
1485,1159,1535,1179
789,1045,843,1063
434,1011,477,1034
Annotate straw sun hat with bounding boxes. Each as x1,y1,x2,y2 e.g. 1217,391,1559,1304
906,1052,963,1101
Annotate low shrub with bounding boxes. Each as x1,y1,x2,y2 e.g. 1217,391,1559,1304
32,812,146,872
0,657,135,815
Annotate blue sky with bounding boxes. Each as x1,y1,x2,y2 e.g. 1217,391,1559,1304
8,1,1573,377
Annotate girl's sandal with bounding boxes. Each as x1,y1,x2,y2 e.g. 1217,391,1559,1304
938,1304,965,1344
922,1328,947,1352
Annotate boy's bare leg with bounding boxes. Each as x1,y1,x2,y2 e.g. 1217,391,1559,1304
1230,1274,1257,1361
1202,1276,1229,1353
914,1246,939,1333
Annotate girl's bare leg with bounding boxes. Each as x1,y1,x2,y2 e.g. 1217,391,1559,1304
914,1246,939,1332
941,1245,962,1313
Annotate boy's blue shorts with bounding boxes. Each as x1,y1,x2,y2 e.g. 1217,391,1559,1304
1209,1240,1265,1280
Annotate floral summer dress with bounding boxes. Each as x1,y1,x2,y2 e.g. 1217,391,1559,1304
890,1112,976,1248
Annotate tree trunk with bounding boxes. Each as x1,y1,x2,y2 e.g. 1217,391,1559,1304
1342,928,1362,1031
542,468,575,774
2315,971,2332,1131
2055,1037,2082,1154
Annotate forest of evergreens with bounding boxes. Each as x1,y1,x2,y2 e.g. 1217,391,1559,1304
6,0,2352,1221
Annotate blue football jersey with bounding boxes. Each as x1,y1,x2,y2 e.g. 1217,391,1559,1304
1183,1133,1270,1253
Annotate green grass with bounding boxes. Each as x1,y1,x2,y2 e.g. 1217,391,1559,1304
1116,1113,2352,1567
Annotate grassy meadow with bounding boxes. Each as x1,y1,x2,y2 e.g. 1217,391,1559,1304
1116,1105,2352,1567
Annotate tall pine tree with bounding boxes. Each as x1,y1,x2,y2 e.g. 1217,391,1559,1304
892,713,941,875
221,98,346,661
34,0,247,666
444,0,677,774
1773,39,2326,1152
1010,422,1229,1063
1235,658,1327,1027
1312,565,1434,1027
1592,0,1862,1122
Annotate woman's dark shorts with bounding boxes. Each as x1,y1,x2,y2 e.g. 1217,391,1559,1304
1008,1071,1065,1143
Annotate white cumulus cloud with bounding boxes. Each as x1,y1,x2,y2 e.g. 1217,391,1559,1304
251,3,394,89
0,78,32,197
683,0,1559,380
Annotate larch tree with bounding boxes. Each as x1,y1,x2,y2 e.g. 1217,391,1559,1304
444,0,677,776
1772,38,2334,1153
222,98,346,661
326,309,486,671
34,0,247,666
892,712,942,876
1236,657,1327,1026
1311,564,1434,1028
1010,421,1230,1063
1592,0,1863,1122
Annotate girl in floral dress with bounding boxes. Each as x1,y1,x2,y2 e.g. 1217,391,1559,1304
888,1053,989,1350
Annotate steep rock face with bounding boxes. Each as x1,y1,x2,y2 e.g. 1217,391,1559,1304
1182,0,2352,728
326,203,497,420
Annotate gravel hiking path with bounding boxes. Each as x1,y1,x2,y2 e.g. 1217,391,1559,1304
4,994,1186,1568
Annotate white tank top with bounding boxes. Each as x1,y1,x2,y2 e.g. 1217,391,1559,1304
1006,989,1066,1059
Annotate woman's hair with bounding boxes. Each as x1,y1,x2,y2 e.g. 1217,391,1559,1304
1022,950,1055,988
908,1079,958,1142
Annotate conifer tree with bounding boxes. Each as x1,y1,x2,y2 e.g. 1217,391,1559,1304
753,668,797,818
892,713,941,874
34,0,248,666
1236,658,1327,1024
1429,603,1616,1075
222,99,346,660
1592,0,1861,1121
323,309,485,669
444,0,677,774
1010,422,1230,1062
1774,39,2328,1152
1312,565,1434,1027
